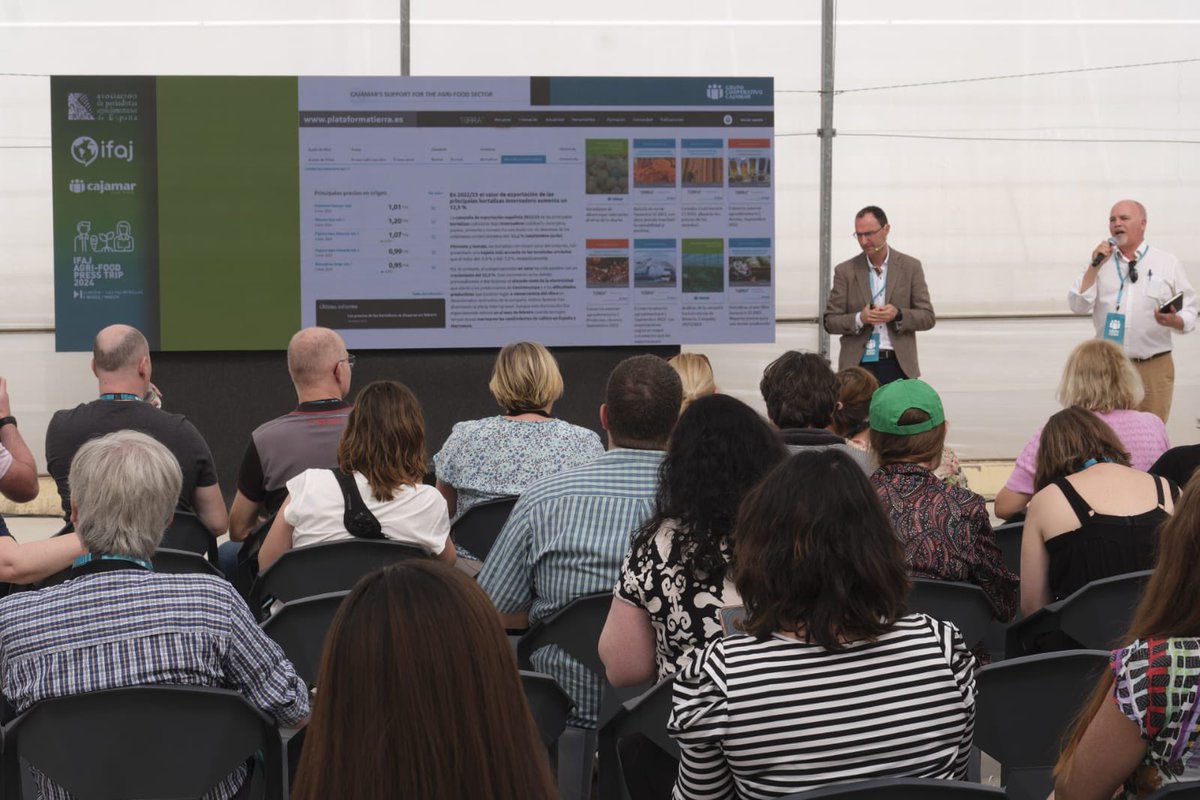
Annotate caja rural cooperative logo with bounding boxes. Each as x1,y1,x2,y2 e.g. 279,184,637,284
70,136,134,167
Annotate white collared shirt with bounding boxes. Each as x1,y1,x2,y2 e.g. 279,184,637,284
1068,243,1197,359
854,247,894,351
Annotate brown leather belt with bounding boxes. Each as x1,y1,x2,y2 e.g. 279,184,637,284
1131,351,1171,364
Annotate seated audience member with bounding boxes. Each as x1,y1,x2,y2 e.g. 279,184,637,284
758,350,871,472
1020,407,1177,616
869,380,1017,622
226,327,353,549
0,431,308,800
671,450,977,798
1150,442,1200,489
996,339,1169,520
259,380,452,570
1054,477,1200,798
44,324,228,535
479,354,682,727
0,376,38,507
598,394,787,686
433,341,603,520
834,367,970,486
667,352,717,414
292,560,556,800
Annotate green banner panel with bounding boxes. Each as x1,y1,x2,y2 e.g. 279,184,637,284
155,77,300,350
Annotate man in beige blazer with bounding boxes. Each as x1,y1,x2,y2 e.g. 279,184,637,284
823,206,936,383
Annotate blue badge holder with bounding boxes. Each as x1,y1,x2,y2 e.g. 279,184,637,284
1103,312,1126,345
862,332,881,363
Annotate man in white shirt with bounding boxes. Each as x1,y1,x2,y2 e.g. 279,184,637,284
1069,199,1197,422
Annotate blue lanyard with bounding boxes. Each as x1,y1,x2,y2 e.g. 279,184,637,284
868,266,886,307
72,553,154,571
1112,243,1148,311
99,393,142,402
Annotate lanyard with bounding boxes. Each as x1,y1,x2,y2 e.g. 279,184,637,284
99,393,142,402
1112,243,1148,311
868,266,886,307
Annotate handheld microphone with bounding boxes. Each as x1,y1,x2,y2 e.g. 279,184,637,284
1090,237,1116,268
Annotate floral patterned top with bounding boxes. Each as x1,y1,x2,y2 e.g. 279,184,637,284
1111,638,1200,796
615,520,739,680
845,439,970,490
432,416,604,518
871,463,1017,622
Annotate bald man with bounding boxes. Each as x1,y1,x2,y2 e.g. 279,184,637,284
1070,200,1197,422
226,327,353,543
44,324,228,535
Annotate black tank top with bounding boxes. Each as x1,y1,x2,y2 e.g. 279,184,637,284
1045,475,1177,601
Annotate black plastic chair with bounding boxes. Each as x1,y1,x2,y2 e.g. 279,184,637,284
1147,782,1200,798
520,670,574,750
785,778,1006,798
2,684,286,799
597,677,678,800
162,510,219,563
451,495,518,560
248,539,430,621
1006,571,1151,657
517,591,648,800
260,590,350,687
909,578,994,647
152,547,223,577
974,649,1110,800
992,520,1024,578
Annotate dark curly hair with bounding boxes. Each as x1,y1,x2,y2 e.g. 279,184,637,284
630,394,786,582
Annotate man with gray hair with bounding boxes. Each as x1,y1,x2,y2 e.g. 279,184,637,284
0,430,309,800
44,324,227,536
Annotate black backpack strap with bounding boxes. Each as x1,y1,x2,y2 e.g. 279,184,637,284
331,469,384,540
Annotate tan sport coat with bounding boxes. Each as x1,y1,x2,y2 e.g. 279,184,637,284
822,248,936,379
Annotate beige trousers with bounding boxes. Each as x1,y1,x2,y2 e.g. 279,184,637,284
1134,352,1174,424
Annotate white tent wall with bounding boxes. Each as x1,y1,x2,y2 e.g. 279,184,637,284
1,1,1197,469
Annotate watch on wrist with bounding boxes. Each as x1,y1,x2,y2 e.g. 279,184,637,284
894,308,904,323
0,416,15,429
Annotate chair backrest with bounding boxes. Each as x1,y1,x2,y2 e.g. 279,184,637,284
260,591,350,687
152,547,223,577
520,670,574,749
1146,782,1200,798
598,677,678,800
161,511,217,562
2,684,285,800
720,605,747,636
1006,571,1150,656
992,520,1024,578
783,778,1006,798
451,495,518,560
908,578,994,646
974,650,1110,800
249,539,430,618
516,591,613,677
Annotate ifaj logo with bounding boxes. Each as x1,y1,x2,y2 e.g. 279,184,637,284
70,136,134,167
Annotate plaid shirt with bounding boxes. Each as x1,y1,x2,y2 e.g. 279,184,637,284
479,447,663,726
0,567,309,800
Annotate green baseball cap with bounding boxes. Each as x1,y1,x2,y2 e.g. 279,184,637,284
869,379,945,435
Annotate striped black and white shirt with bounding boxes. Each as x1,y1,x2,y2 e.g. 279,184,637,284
669,613,976,799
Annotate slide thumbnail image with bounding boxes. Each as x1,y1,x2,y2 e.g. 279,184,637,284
633,157,677,188
728,157,772,187
681,157,724,187
729,255,772,285
682,252,724,293
585,139,630,195
587,257,630,288
634,252,677,288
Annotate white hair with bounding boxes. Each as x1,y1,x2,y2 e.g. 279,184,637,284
69,430,182,560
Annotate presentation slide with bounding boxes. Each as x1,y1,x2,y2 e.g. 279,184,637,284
51,76,774,351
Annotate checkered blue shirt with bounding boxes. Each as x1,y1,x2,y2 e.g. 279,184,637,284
479,447,663,726
0,569,310,800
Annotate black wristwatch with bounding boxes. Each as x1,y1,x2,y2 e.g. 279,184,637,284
0,416,15,429
894,308,904,323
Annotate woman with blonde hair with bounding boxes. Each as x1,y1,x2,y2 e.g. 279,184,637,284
433,341,603,519
259,381,454,569
667,352,716,414
1020,406,1178,616
995,339,1169,520
1053,475,1200,798
292,560,558,800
